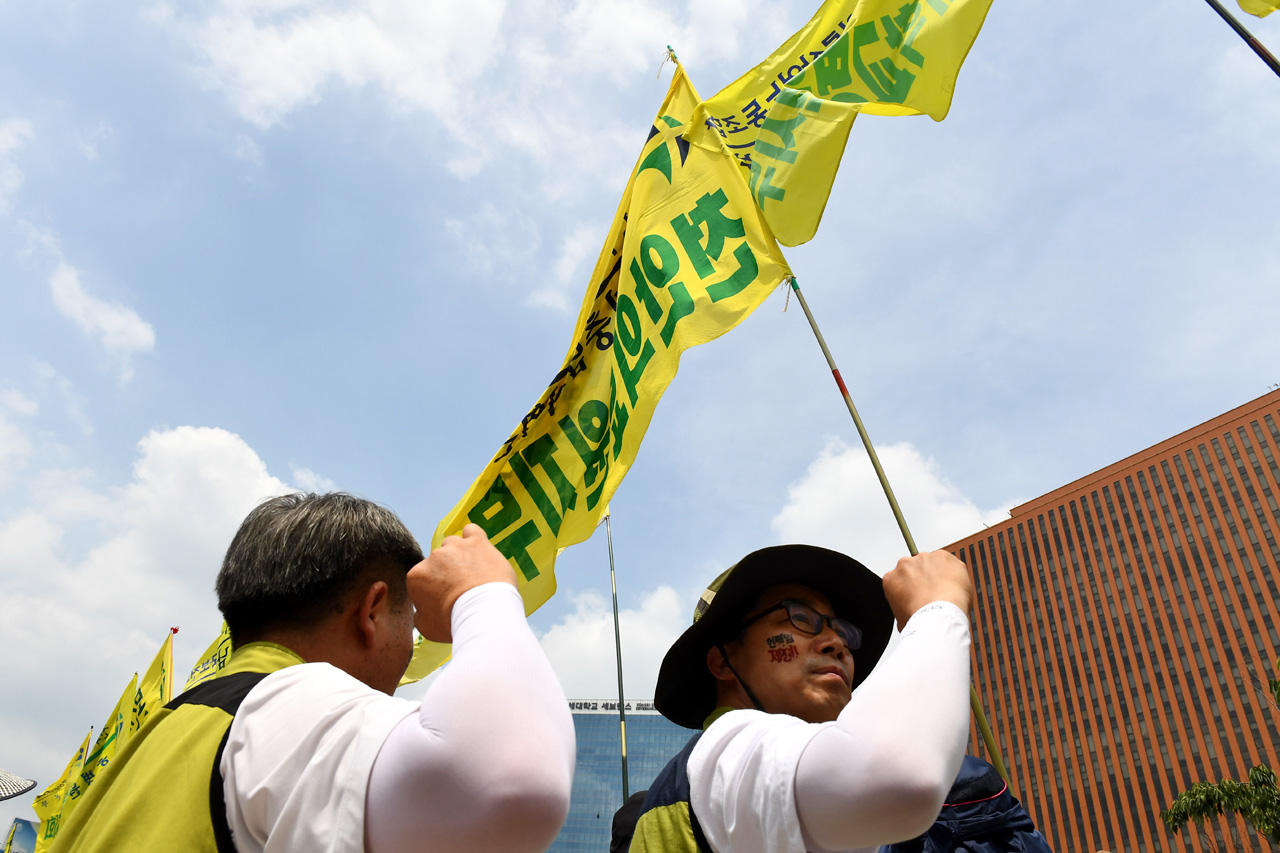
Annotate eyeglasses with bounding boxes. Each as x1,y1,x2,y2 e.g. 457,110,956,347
739,599,862,651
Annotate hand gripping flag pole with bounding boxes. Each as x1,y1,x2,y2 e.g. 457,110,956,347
786,276,1012,785
1202,0,1280,78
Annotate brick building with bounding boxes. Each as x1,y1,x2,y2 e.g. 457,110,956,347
948,389,1280,853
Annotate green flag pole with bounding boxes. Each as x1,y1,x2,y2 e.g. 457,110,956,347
605,512,631,802
785,275,1012,785
1201,0,1280,79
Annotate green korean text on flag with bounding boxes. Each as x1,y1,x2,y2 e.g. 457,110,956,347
130,629,176,735
1238,0,1278,17
400,62,792,683
686,0,860,171
30,729,91,853
687,0,993,246
57,675,136,827
184,622,232,692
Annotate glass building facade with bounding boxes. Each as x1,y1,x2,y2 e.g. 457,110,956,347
549,699,692,853
947,390,1280,853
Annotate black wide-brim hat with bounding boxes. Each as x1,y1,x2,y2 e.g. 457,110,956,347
654,544,894,729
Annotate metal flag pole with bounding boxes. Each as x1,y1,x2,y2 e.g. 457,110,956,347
785,276,1012,784
1202,0,1280,78
605,511,631,801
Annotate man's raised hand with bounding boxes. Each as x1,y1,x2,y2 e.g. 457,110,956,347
408,524,519,643
881,550,973,630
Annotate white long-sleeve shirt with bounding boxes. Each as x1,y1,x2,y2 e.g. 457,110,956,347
688,602,972,853
221,582,576,853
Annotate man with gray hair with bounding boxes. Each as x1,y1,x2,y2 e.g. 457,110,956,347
53,492,576,853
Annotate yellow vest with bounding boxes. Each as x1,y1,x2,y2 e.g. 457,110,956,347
50,643,303,852
629,708,734,853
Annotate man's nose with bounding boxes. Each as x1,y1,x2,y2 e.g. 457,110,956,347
815,624,848,656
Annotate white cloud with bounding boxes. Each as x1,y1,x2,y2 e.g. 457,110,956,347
0,391,37,490
21,226,157,381
34,361,94,437
76,120,115,161
443,203,542,285
0,425,298,796
160,0,508,129
48,261,156,380
0,389,38,416
0,118,34,214
233,133,264,166
0,413,34,489
153,0,774,187
527,222,601,312
771,438,1018,576
539,585,686,700
50,263,156,356
290,464,336,493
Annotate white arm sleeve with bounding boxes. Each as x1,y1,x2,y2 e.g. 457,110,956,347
795,602,971,852
688,602,971,853
364,582,576,853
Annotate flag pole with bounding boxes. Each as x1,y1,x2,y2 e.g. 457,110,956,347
605,512,631,801
1202,0,1280,78
785,276,1012,784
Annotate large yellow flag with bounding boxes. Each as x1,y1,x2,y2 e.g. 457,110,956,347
688,0,993,246
57,675,135,827
1238,0,1278,17
30,730,91,853
130,629,176,735
183,622,232,691
402,63,791,682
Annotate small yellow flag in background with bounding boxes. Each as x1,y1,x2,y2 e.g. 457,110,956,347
400,63,792,685
184,622,232,692
1237,0,1278,17
30,730,91,853
57,675,136,827
131,629,176,734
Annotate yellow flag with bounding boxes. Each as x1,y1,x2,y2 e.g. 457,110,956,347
30,729,91,853
1238,0,1278,16
401,63,792,683
183,622,232,691
687,0,860,170
58,675,136,828
3,819,36,853
130,629,176,735
688,0,993,246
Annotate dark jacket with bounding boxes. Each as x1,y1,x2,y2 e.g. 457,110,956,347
884,755,1054,853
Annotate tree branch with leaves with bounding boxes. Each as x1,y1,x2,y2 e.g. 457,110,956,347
1161,656,1280,849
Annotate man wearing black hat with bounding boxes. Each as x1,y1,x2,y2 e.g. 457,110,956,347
629,544,974,853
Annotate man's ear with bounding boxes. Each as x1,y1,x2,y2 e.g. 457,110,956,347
706,643,735,684
353,581,390,649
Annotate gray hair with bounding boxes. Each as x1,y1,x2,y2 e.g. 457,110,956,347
216,492,424,643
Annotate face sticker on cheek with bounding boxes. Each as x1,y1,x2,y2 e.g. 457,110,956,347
768,645,799,663
766,632,794,650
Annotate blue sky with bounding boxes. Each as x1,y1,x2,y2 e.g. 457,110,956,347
2,0,1279,828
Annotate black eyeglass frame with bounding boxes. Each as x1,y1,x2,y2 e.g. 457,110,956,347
737,598,863,651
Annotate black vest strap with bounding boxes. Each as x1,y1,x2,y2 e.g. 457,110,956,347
688,801,712,853
637,731,713,853
171,671,272,853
